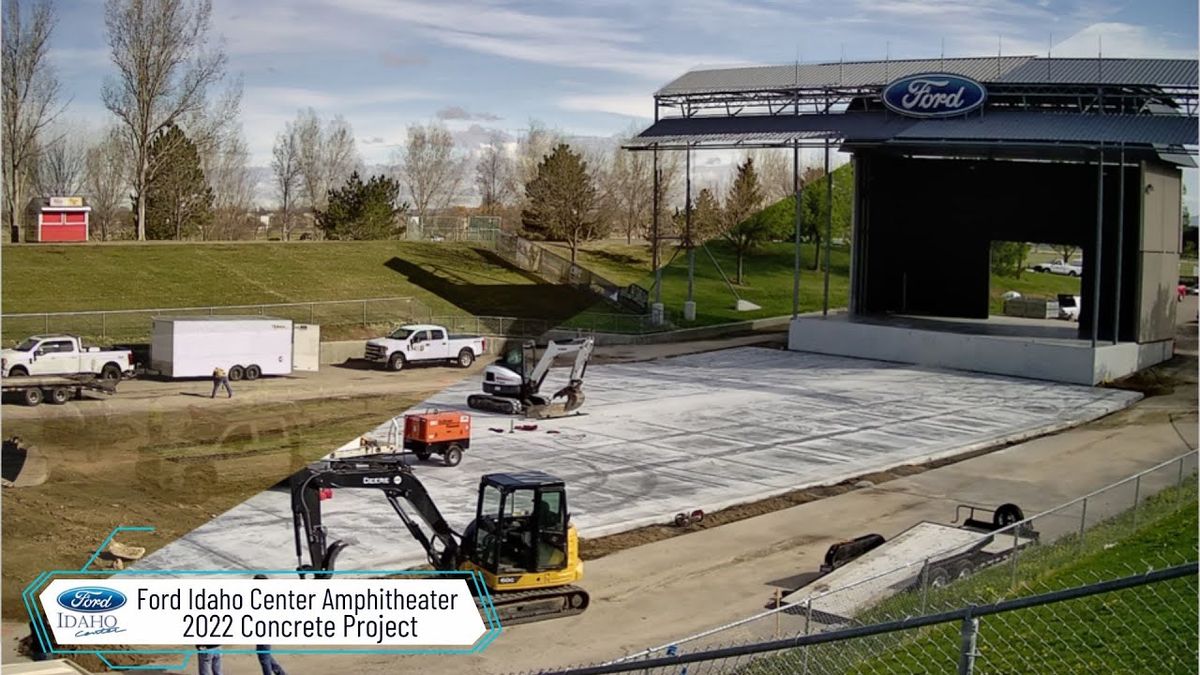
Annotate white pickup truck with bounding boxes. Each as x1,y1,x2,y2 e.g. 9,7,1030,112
1032,259,1082,277
1,335,135,380
364,324,487,372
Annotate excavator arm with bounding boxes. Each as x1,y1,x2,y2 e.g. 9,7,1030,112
527,337,593,394
291,460,461,578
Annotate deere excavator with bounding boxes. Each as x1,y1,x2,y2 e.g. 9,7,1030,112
467,337,594,418
290,458,589,626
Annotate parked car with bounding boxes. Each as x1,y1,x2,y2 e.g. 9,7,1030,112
364,324,487,371
1032,259,1082,276
1,335,135,380
1057,294,1081,321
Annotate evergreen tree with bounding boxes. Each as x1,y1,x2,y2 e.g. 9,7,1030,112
722,158,778,284
315,171,407,240
522,143,600,262
134,124,213,240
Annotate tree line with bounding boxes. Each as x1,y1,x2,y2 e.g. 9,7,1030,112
2,0,852,262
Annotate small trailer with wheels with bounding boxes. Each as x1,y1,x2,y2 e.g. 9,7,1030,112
780,503,1038,624
331,411,471,467
1,374,118,406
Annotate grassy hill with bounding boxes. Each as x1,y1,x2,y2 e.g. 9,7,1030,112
0,241,597,317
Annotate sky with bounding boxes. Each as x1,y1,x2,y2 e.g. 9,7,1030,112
45,0,1200,207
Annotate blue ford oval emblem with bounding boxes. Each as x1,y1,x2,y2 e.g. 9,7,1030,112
56,587,127,613
882,73,987,118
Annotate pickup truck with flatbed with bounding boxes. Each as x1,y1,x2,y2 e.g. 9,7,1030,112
1,335,135,380
364,324,487,372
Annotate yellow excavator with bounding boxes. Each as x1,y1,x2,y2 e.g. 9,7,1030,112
290,459,589,626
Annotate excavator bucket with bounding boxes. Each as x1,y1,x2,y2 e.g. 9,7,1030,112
1,437,48,488
526,386,585,419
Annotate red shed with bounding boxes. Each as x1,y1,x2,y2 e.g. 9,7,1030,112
26,196,90,242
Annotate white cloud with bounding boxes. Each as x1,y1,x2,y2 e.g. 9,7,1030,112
558,93,654,119
321,0,735,81
1052,23,1198,59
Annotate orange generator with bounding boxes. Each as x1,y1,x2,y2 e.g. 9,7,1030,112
403,411,470,467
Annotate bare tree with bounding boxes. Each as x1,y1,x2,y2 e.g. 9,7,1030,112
511,120,562,209
2,0,62,242
84,126,129,240
101,0,228,240
203,129,253,240
396,123,466,232
475,130,513,215
272,122,301,239
32,126,86,196
611,131,655,244
294,108,359,212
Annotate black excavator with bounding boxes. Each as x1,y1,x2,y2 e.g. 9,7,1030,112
290,458,589,626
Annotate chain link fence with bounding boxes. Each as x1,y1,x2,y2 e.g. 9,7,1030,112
404,215,501,245
561,450,1198,673
530,562,1197,675
1,297,436,344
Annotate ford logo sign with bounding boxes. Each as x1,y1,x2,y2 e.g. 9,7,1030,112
56,587,127,613
882,73,986,118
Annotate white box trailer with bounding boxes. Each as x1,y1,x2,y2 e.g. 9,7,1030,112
150,316,320,380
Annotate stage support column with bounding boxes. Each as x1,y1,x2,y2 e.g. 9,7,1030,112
684,143,696,322
1112,144,1124,345
1091,147,1105,348
651,146,664,326
793,141,801,318
822,138,833,316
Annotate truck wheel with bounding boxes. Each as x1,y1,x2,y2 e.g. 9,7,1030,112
100,363,122,381
388,353,405,372
49,387,70,405
443,444,463,467
457,349,475,368
244,365,261,380
228,365,245,381
22,388,42,406
8,366,27,377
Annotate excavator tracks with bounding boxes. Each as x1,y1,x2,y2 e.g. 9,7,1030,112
467,394,524,416
478,585,590,627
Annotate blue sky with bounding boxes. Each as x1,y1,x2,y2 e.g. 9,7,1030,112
48,0,1199,179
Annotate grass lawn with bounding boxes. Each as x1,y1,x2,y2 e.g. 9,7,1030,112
748,479,1198,675
542,240,655,286
989,270,1081,314
0,241,601,341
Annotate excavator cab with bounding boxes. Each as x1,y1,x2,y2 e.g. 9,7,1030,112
465,471,584,596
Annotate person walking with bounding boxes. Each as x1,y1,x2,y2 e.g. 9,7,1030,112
253,575,287,675
196,645,223,675
211,366,232,398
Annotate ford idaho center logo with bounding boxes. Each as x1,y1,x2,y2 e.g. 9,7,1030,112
882,73,987,118
56,587,127,613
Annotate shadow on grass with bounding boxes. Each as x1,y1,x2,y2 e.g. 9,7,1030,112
384,254,600,321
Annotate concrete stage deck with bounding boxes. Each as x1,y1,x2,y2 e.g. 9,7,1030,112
136,346,1140,575
788,314,1173,385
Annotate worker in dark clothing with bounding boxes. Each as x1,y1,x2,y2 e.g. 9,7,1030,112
253,575,287,674
196,644,223,675
211,367,232,398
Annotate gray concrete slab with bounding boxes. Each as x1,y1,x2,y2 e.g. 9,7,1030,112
136,346,1140,575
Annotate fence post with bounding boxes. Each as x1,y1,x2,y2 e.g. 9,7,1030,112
801,598,812,675
1009,527,1020,588
1132,475,1142,528
774,590,781,638
101,312,106,339
1078,497,1088,554
309,304,315,324
44,313,48,333
362,301,367,327
1178,457,1186,505
920,558,931,614
957,609,979,675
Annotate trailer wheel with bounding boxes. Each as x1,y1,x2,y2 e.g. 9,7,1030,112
49,387,70,405
228,365,245,381
22,388,42,406
443,444,463,467
388,353,405,372
927,566,951,589
993,503,1025,529
953,560,975,580
100,363,122,381
244,365,261,380
414,450,431,461
457,349,475,368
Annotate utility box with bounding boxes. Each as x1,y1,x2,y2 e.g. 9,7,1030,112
150,316,319,380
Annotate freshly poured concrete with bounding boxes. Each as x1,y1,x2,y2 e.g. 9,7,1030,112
137,347,1140,574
